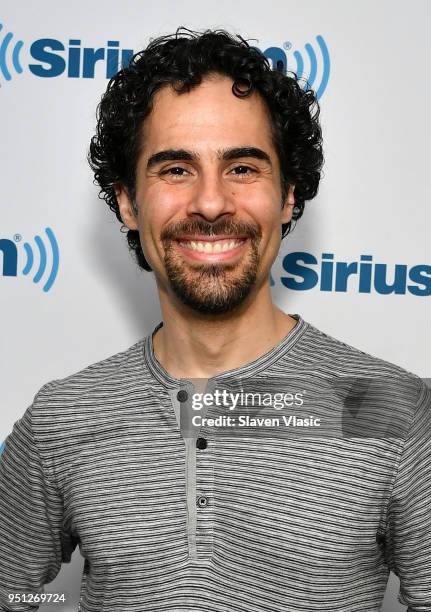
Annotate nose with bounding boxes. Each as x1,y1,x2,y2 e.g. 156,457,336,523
186,168,236,222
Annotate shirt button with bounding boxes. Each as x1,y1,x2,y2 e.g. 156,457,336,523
196,495,209,508
177,390,188,402
196,437,208,450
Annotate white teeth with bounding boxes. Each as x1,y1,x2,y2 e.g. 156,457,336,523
179,239,244,253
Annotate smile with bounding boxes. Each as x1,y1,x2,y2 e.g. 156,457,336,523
178,238,245,253
173,237,249,262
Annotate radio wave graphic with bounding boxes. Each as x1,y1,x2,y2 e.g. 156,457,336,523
22,227,60,292
266,35,330,100
0,22,23,82
292,35,330,99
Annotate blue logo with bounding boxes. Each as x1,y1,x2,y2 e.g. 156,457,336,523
0,441,4,455
0,22,330,98
0,22,134,83
1,226,60,292
261,35,330,99
271,252,431,296
0,22,23,81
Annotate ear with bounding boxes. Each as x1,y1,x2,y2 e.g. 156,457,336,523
115,184,139,230
281,184,296,225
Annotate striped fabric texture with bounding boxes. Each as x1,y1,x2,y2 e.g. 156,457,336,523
1,314,430,611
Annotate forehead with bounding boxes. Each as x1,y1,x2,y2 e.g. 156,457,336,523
141,73,275,153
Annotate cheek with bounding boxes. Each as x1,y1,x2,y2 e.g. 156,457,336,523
239,187,282,232
138,186,186,242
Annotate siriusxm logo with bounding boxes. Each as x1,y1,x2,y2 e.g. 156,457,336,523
1,227,59,292
0,23,134,81
271,252,431,295
0,22,330,98
257,35,330,100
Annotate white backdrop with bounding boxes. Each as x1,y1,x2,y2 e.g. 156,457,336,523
1,1,430,610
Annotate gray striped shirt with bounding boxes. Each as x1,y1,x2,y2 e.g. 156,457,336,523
1,314,430,611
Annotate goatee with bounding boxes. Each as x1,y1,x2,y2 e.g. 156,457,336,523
161,218,262,315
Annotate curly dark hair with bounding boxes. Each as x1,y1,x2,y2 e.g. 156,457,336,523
88,27,324,272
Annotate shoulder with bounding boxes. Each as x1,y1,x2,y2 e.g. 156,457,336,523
298,318,421,380
291,319,427,421
29,337,154,438
35,338,148,398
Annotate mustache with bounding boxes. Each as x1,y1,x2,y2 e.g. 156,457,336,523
160,218,262,242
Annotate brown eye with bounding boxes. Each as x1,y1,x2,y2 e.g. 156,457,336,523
161,167,189,176
231,165,256,176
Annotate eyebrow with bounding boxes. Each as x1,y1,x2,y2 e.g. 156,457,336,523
146,147,272,170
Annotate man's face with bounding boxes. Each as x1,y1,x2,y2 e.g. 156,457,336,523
117,73,294,314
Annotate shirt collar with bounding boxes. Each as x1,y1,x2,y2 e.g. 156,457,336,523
143,314,308,390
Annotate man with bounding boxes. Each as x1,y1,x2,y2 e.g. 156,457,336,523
1,28,430,612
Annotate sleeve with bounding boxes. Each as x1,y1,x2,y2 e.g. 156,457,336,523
0,395,77,611
386,379,431,612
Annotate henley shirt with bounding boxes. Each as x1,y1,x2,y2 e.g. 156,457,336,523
0,314,430,612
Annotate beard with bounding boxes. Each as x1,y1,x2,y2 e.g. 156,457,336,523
161,218,262,315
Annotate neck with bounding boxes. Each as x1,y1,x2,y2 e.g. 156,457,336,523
152,281,298,379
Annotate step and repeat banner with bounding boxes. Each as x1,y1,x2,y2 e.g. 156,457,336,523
1,1,429,610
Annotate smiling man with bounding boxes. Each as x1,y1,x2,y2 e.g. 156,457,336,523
116,66,299,367
1,28,430,612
